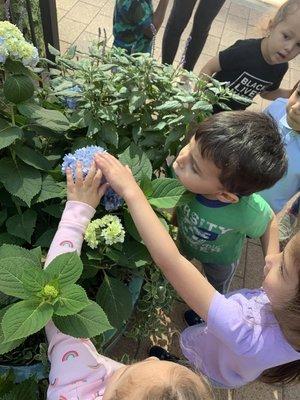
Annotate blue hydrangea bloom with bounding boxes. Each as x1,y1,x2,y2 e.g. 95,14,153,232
0,36,4,45
61,146,123,211
102,187,124,211
63,85,82,110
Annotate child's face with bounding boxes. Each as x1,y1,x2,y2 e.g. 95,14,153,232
262,237,299,308
103,357,205,399
173,136,223,197
263,9,300,64
286,82,300,131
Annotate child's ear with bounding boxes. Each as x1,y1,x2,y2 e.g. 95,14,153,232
216,192,239,204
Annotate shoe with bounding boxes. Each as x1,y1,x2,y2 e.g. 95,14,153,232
184,309,205,326
149,346,180,362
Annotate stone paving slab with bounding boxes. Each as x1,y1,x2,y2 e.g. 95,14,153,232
57,1,300,398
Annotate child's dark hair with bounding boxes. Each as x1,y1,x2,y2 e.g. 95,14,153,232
260,232,300,385
272,0,300,26
193,111,287,196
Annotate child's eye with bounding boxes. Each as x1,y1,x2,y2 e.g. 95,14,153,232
279,263,284,277
283,33,289,39
191,164,197,173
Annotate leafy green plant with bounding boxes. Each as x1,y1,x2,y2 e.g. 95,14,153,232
0,245,111,356
0,370,39,400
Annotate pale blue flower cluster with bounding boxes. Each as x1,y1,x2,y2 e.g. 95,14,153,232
61,146,123,211
63,85,82,110
0,21,39,66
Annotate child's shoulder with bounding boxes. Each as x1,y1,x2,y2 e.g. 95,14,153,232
264,97,288,120
236,194,272,225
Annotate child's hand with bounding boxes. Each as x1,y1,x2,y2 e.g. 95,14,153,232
66,161,109,209
94,153,138,200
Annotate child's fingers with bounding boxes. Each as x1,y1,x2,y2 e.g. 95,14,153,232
85,161,97,184
75,161,84,185
98,182,110,198
66,168,74,187
93,168,103,187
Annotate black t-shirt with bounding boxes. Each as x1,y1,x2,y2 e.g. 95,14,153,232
214,38,288,110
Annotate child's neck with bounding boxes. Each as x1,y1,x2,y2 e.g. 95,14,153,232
260,37,273,65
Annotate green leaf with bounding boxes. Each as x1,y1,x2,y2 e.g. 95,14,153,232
17,101,69,132
124,210,142,242
6,210,37,242
34,175,65,203
0,244,41,266
0,307,24,355
54,284,90,316
0,209,7,226
155,100,181,111
119,143,152,182
106,239,151,268
191,100,213,112
3,74,34,104
45,252,83,287
35,228,56,247
2,299,53,342
0,118,23,150
22,266,47,294
8,377,38,400
53,301,112,338
0,257,37,298
100,122,119,147
4,59,30,75
48,43,60,56
0,233,25,246
129,93,146,112
148,178,192,208
0,158,41,206
96,275,132,329
15,143,51,170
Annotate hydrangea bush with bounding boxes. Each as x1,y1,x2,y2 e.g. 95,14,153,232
0,31,240,379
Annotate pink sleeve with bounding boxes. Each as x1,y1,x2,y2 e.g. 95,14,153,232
44,200,96,268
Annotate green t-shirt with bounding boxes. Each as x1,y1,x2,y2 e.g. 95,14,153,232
176,193,272,265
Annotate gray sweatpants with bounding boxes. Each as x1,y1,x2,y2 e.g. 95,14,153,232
202,260,239,294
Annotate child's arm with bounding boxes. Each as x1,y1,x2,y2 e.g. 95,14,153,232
95,154,216,321
260,88,291,100
260,212,280,256
199,55,222,78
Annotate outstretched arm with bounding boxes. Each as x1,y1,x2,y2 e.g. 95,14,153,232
95,153,216,321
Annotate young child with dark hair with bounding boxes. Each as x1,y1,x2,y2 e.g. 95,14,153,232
44,162,212,400
200,0,300,110
171,111,287,325
113,0,169,54
95,151,300,389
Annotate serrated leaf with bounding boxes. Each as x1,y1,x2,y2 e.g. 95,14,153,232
0,118,23,150
129,93,146,112
148,178,192,208
155,100,181,111
34,175,65,203
0,158,41,206
0,244,41,266
0,307,24,355
17,101,69,132
119,143,152,182
0,233,24,246
22,266,47,294
3,74,34,104
53,301,112,338
191,100,213,111
96,275,132,329
0,257,37,298
45,252,83,287
2,299,53,342
48,43,60,56
35,228,56,247
100,122,119,147
15,143,51,170
106,239,151,268
54,284,90,316
6,210,37,242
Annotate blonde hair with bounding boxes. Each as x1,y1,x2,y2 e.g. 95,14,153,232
111,363,213,400
271,0,300,27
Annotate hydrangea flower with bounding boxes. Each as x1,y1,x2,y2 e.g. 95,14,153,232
0,21,39,67
62,85,82,110
85,215,125,248
61,146,123,211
